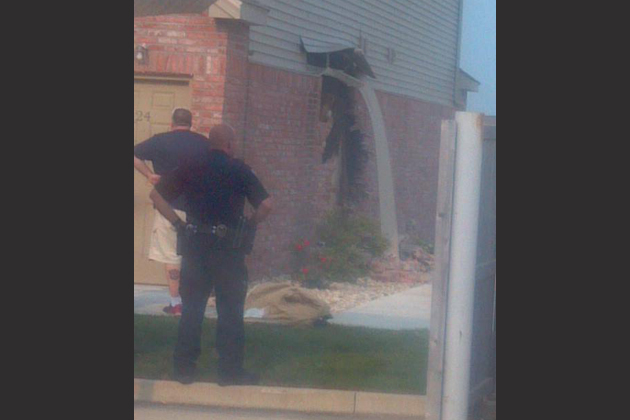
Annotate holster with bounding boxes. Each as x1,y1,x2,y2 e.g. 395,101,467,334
234,217,257,255
176,230,189,256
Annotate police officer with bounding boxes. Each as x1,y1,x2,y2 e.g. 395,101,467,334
150,124,273,386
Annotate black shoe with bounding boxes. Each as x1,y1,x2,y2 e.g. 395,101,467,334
175,374,195,385
173,368,197,385
218,371,260,387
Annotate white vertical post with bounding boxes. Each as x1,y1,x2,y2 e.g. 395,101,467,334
442,112,484,420
426,120,458,420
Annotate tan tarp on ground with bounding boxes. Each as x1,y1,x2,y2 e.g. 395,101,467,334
245,283,331,326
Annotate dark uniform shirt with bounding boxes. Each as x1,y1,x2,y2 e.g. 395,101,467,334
155,150,269,229
134,130,210,210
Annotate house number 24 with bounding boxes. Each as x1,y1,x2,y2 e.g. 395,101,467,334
134,111,151,123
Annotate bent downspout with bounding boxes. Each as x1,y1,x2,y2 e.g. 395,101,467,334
321,69,400,257
358,85,399,258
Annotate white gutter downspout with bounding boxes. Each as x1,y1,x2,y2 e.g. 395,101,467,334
441,112,484,420
359,85,399,258
320,69,400,257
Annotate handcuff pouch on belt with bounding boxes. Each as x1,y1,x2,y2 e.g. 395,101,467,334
177,216,256,255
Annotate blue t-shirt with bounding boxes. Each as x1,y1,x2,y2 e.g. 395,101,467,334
134,129,210,210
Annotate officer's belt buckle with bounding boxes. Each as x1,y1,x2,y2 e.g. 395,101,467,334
213,224,229,239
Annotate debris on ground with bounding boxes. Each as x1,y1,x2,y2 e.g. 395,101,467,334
206,249,434,315
244,282,331,326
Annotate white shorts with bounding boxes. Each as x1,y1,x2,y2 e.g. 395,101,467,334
148,209,187,266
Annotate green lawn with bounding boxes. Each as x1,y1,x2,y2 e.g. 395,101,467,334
134,315,429,395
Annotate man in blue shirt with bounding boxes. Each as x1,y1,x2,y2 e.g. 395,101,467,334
134,108,209,315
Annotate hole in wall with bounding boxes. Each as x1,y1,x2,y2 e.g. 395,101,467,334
320,76,369,207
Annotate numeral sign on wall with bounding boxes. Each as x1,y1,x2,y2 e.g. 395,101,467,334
134,111,151,123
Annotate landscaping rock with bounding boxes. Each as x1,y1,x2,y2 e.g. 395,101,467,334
254,271,430,314
235,252,434,315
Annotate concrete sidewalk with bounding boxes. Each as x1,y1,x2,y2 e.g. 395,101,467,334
135,379,425,418
135,402,419,419
330,284,432,330
134,283,432,330
134,285,218,318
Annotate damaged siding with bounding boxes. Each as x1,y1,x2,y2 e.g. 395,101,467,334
249,0,461,107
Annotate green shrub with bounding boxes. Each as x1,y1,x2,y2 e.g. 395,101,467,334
291,211,389,287
405,220,435,255
413,238,435,255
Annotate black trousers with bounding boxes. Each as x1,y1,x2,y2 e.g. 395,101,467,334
174,249,248,379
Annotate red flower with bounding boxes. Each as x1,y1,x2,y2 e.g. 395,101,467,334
302,268,309,275
320,257,327,263
304,240,311,247
296,244,303,251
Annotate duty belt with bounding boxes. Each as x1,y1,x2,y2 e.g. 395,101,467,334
195,224,232,239
186,217,250,249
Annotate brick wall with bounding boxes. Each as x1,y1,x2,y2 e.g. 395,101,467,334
134,14,248,140
244,75,454,277
375,92,455,244
242,64,339,279
352,90,454,247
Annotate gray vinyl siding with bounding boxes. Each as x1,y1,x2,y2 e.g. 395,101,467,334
134,0,218,18
249,0,461,107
